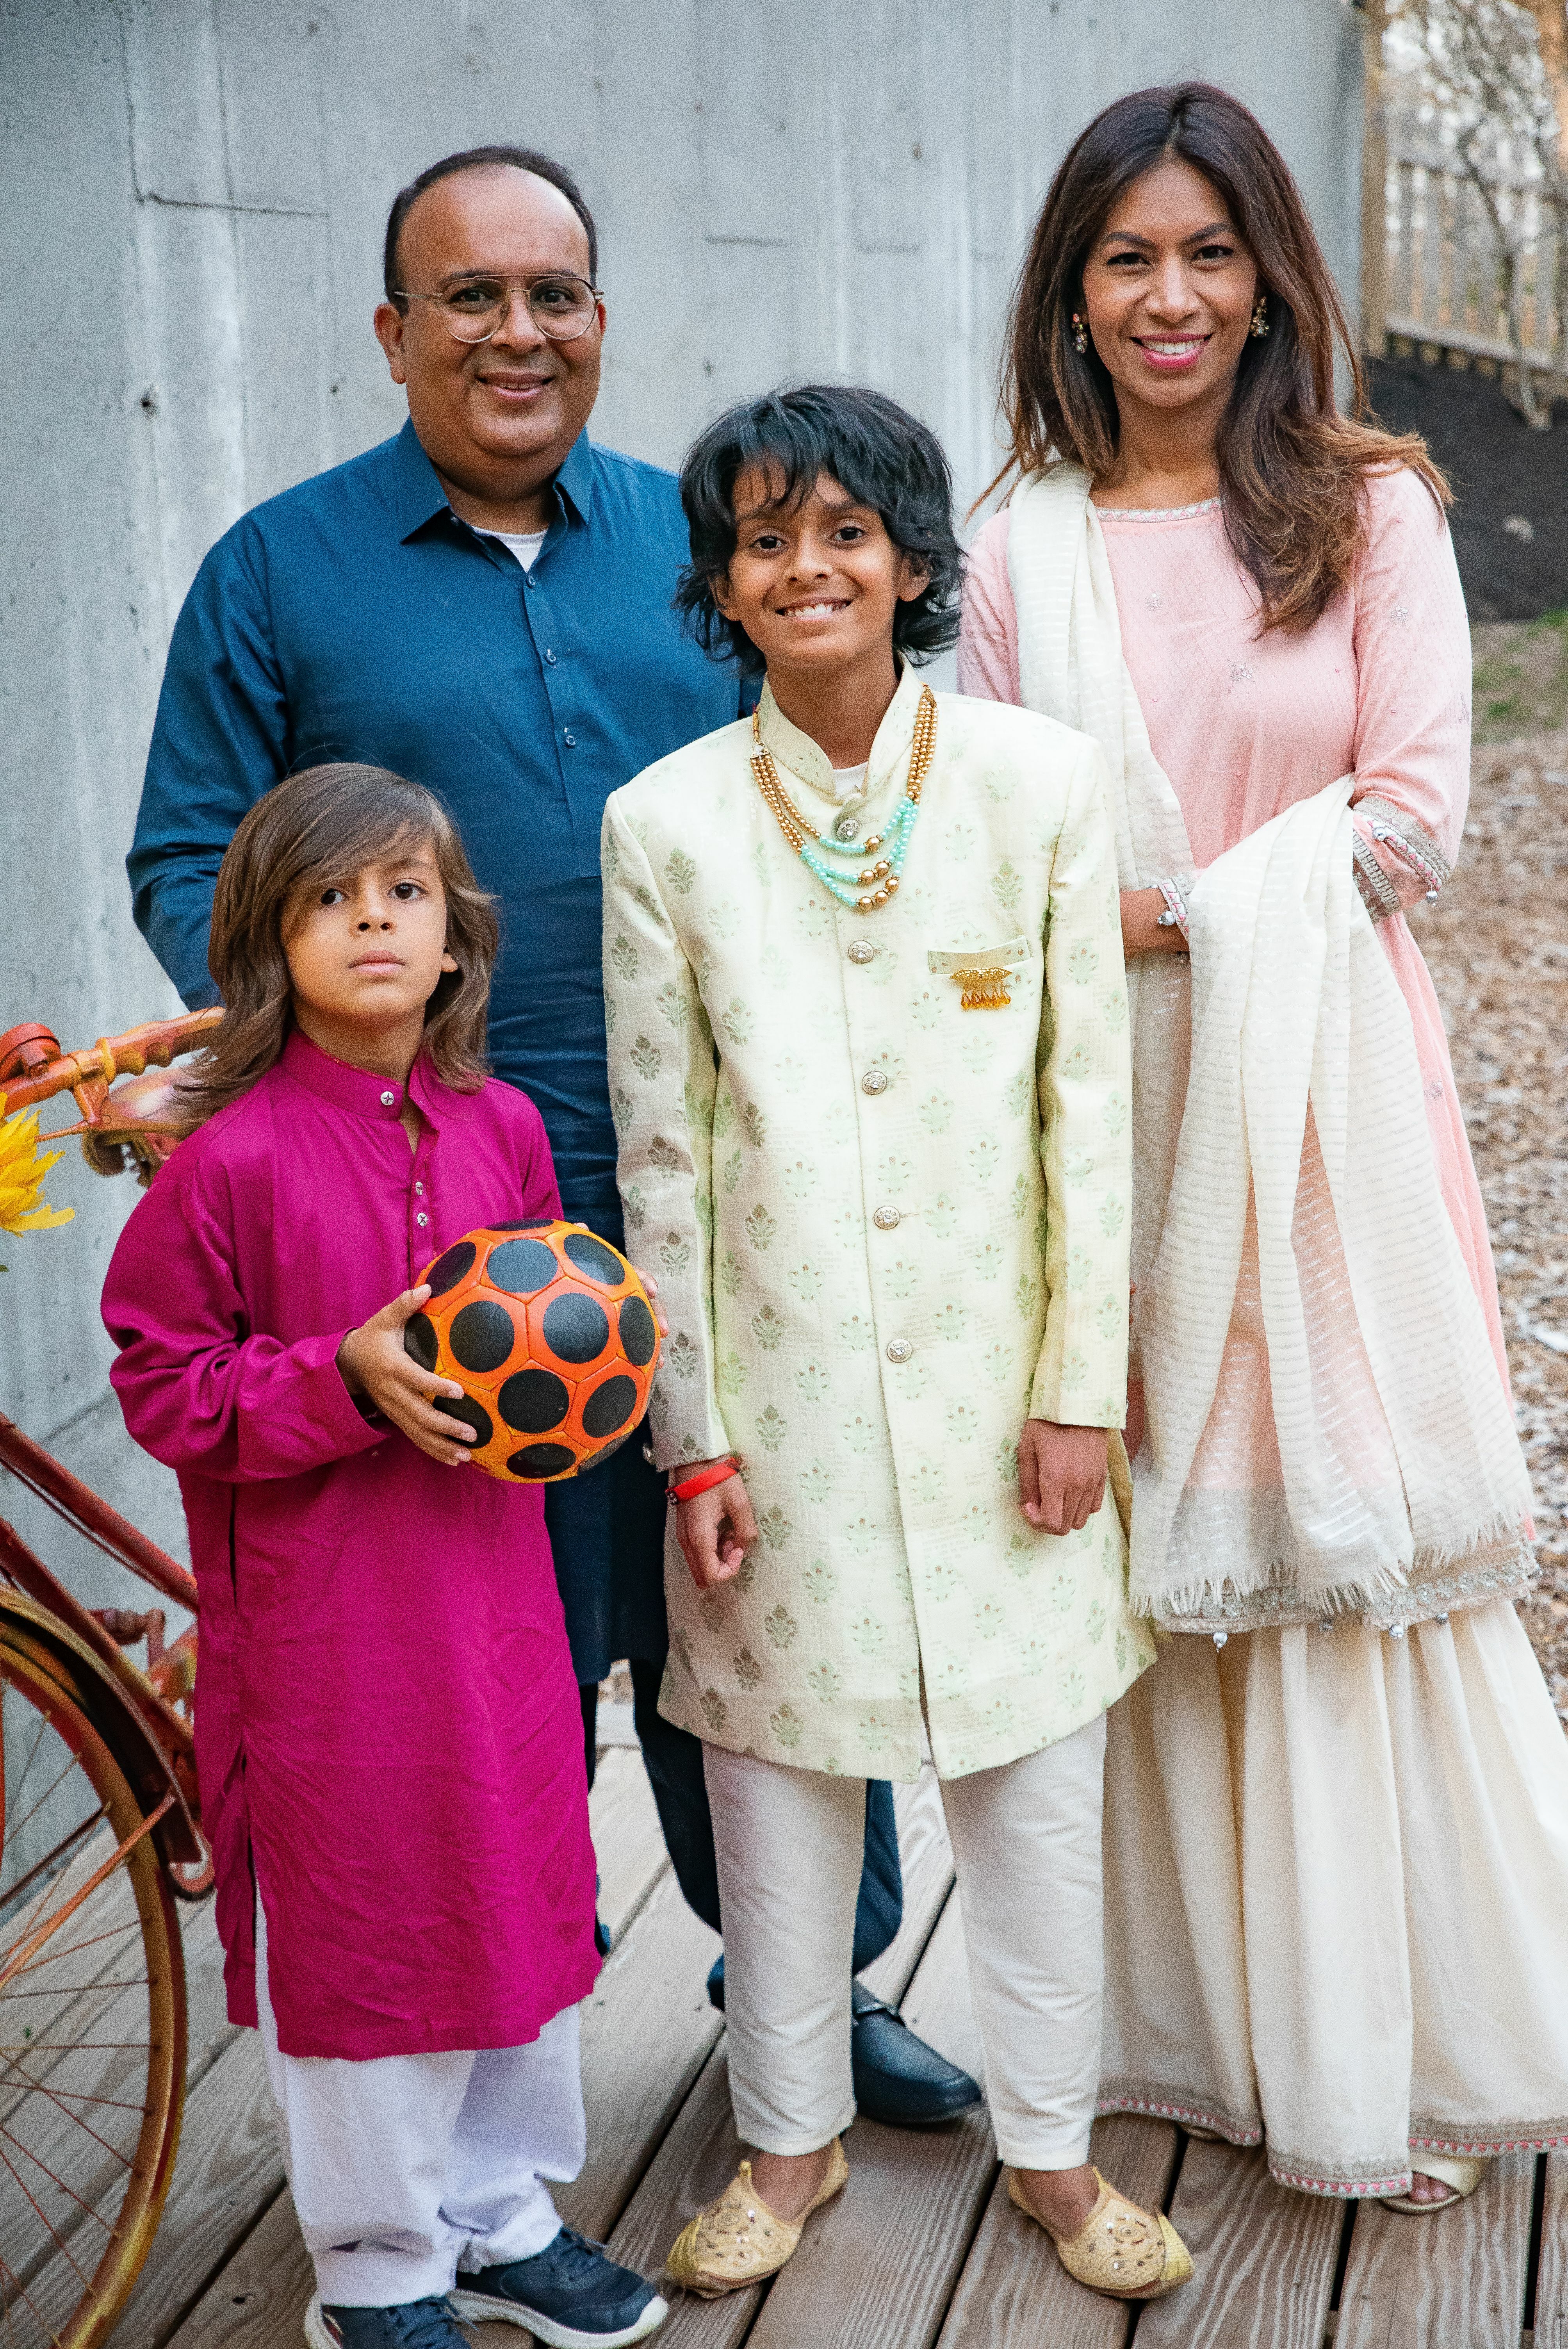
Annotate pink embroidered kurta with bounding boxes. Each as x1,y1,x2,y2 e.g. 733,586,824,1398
959,469,1510,1460
103,1031,598,2060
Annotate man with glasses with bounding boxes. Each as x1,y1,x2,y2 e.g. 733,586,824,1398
128,144,976,2349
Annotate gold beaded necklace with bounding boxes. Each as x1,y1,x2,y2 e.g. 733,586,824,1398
750,684,938,912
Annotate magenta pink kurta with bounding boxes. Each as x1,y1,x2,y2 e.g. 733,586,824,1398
958,469,1509,1396
103,1032,598,2060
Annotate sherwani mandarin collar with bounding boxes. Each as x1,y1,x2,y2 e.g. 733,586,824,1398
755,662,926,814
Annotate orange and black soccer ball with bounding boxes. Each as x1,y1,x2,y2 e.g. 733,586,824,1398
403,1220,659,1483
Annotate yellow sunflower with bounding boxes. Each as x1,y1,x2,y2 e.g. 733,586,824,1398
0,1109,75,1267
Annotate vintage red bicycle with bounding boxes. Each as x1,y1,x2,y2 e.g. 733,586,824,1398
1,1010,220,2349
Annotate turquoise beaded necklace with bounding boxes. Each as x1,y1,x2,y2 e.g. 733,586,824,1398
750,684,937,913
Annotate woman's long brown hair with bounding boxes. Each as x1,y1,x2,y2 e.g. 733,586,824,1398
994,82,1448,632
177,764,499,1129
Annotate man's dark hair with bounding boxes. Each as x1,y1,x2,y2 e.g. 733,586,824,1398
675,383,963,674
383,146,598,305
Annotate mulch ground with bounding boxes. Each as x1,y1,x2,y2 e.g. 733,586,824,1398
1368,352,1568,623
1422,720,1568,1712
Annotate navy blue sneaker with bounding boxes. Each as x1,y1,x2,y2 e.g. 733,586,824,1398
305,2296,466,2349
447,2228,666,2345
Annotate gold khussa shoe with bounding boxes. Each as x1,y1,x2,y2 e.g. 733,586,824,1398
1007,2167,1194,2300
666,2139,849,2297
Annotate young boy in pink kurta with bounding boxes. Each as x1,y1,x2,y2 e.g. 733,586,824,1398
103,766,667,2349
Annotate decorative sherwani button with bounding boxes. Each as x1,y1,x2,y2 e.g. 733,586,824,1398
873,1206,900,1230
885,1338,913,1363
380,1090,396,1106
847,940,876,964
835,815,861,841
861,1070,889,1095
416,1212,429,1227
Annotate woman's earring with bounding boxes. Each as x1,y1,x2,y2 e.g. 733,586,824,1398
1071,312,1089,355
1249,293,1270,339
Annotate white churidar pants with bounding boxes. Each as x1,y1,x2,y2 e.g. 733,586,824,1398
704,1710,1107,2168
254,1901,585,2306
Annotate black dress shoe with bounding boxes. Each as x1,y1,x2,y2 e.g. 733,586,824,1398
849,1980,983,2126
705,1964,982,2129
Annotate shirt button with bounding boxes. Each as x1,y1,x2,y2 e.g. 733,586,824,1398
563,730,577,747
886,1338,913,1363
545,649,558,665
414,1181,425,1195
873,1206,900,1230
416,1211,430,1228
847,940,876,965
861,1070,889,1095
834,814,861,841
380,1090,396,1106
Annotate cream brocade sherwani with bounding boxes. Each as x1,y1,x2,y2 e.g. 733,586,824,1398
601,665,1154,1782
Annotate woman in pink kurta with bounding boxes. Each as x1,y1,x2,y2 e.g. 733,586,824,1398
104,1026,597,2058
958,82,1568,2211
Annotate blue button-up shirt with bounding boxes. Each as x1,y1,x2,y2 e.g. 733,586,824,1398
129,419,743,1221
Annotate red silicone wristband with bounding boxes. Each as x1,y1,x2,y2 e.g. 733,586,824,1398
667,1456,740,1506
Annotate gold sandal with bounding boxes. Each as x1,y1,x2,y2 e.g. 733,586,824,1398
1007,2167,1193,2300
666,2138,849,2297
1381,2153,1489,2214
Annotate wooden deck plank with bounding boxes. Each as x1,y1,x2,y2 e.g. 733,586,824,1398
1133,2139,1341,2349
1333,2151,1536,2349
588,1746,670,1949
1533,2151,1567,2349
935,2112,1180,2348
160,2189,309,2349
601,1772,959,2347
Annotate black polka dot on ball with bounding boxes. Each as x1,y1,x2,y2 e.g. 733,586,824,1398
498,1367,571,1433
581,1374,637,1439
449,1298,517,1375
424,1241,476,1296
541,1292,610,1365
404,1312,440,1373
563,1232,625,1288
486,1237,562,1295
434,1394,493,1448
578,1426,636,1472
507,1442,577,1480
490,1219,556,1232
618,1294,657,1368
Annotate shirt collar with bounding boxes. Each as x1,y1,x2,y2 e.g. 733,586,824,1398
394,415,595,543
280,1029,458,1128
754,662,925,808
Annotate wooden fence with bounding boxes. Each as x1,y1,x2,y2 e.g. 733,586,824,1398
1377,110,1563,379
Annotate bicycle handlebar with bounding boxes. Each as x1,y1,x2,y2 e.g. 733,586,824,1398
0,1009,222,1117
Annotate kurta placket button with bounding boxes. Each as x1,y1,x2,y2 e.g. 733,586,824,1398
847,940,876,964
380,1091,395,1106
886,1339,913,1363
873,1207,900,1230
835,815,861,841
861,1070,889,1095
416,1212,429,1228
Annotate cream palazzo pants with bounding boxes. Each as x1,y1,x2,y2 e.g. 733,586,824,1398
1099,1600,1568,2197
705,1712,1107,2167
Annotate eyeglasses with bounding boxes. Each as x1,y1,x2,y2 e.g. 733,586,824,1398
394,273,602,345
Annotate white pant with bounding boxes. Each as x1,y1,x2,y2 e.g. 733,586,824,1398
254,1902,585,2306
704,1711,1107,2168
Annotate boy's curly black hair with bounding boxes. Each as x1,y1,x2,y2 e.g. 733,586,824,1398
674,382,964,674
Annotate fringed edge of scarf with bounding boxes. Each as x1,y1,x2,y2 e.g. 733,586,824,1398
1134,1521,1537,1636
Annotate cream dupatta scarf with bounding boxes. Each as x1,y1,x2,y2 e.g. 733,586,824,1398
1007,463,1533,1624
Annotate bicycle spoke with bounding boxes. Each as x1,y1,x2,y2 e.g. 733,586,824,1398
0,2242,68,2346
9,1921,141,1980
0,2055,136,2165
1,1762,89,1866
0,2142,92,2293
0,1982,146,2000
0,1812,110,1925
0,2046,150,2057
0,1710,49,1842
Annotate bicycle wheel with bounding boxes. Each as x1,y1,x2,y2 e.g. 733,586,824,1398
1,1616,187,2349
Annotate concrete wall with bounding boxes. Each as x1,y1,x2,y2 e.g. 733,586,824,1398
0,0,1362,1616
